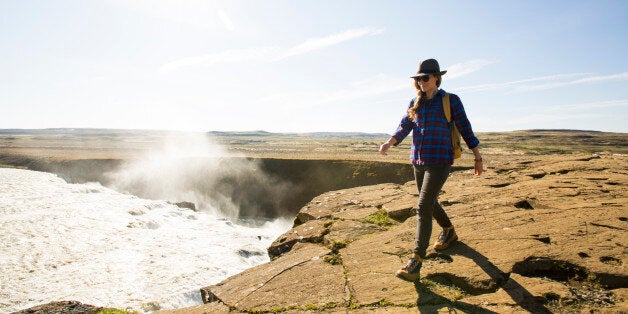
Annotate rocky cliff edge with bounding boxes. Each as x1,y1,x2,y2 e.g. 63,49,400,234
159,154,627,313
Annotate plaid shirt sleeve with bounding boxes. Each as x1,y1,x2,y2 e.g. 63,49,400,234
450,93,479,149
391,99,415,146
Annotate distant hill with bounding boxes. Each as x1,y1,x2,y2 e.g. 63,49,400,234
208,131,390,139
522,129,604,133
1,128,624,137
208,130,274,137
0,128,391,139
0,128,172,135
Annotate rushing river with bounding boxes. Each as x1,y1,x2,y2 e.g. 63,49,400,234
0,167,292,313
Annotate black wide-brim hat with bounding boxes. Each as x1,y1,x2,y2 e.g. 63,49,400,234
410,58,447,78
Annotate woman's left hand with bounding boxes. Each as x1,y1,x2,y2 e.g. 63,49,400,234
474,160,483,176
471,147,483,176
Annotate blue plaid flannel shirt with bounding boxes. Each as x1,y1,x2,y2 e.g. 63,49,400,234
392,89,479,165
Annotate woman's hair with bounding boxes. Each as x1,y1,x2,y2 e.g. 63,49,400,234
407,74,442,120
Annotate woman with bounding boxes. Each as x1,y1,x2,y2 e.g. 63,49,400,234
379,58,483,283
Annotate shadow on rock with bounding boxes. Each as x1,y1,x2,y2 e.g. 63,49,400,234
446,241,551,314
413,281,498,314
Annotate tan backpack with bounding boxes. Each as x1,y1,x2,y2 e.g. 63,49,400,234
442,93,462,159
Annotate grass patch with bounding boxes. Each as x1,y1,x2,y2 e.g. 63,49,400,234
267,303,337,313
362,210,393,226
323,253,342,265
328,239,348,251
324,239,348,265
90,309,138,314
0,163,26,169
421,278,468,301
348,301,360,310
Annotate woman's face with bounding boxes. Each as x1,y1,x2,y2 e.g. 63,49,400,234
416,74,437,92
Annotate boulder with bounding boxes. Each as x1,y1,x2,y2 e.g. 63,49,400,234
268,219,329,259
170,201,197,211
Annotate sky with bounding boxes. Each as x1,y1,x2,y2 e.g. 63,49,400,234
1,0,627,133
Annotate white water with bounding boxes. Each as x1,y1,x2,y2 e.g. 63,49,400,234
0,167,292,313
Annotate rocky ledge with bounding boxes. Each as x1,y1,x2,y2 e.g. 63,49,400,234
158,154,627,313
13,301,102,314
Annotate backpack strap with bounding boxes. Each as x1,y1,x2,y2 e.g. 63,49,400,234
442,92,451,122
443,92,462,159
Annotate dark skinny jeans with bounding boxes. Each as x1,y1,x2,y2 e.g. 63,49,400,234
413,164,452,258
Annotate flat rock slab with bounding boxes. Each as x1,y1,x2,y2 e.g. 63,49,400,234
296,184,403,224
324,219,385,244
342,222,421,305
201,243,346,311
188,154,627,313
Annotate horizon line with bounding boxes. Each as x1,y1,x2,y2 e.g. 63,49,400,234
0,127,624,135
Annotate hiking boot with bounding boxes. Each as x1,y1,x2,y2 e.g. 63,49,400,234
433,226,458,251
396,256,422,282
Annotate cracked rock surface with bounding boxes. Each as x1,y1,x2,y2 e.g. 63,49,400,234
162,154,627,313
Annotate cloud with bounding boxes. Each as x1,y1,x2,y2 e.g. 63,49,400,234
160,27,384,72
517,72,628,91
259,73,408,108
258,58,499,109
323,74,407,103
494,99,628,130
446,59,498,79
546,99,628,111
457,73,591,92
505,113,602,125
160,47,280,72
457,72,628,93
275,27,385,61
218,9,234,31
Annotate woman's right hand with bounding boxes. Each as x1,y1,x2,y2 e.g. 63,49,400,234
380,137,397,156
379,142,391,155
